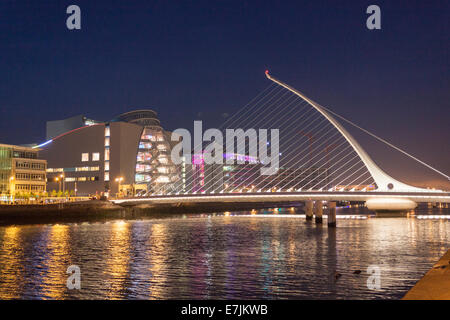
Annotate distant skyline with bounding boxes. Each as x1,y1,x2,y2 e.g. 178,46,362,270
0,1,448,188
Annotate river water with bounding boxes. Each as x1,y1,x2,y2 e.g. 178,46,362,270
0,205,448,300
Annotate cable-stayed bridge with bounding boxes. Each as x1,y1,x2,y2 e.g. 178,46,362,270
112,72,450,212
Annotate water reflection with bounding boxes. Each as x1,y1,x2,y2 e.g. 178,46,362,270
147,223,168,299
0,226,23,299
40,224,70,299
0,207,448,300
104,221,131,299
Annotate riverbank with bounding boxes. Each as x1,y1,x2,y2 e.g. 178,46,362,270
0,200,304,225
0,200,126,225
403,249,450,300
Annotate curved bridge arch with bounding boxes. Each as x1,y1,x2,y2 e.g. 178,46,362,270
265,71,426,192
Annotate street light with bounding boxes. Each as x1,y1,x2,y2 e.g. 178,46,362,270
60,173,65,194
55,177,61,193
115,177,124,197
9,176,15,204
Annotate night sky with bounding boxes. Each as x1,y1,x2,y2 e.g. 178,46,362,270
0,1,449,188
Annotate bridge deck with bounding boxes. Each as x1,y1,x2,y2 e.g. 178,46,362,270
112,191,450,205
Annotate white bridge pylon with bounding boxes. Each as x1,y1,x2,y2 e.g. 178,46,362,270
265,71,427,193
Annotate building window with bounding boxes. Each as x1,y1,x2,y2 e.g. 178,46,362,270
16,161,30,169
158,156,168,164
157,144,168,151
156,176,170,183
82,153,89,162
16,173,30,180
30,174,45,181
31,162,46,170
30,185,44,191
157,167,169,174
104,124,110,183
92,152,100,161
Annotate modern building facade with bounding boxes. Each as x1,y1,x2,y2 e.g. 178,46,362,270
176,152,260,193
0,143,47,201
174,151,333,194
39,109,180,197
114,110,179,194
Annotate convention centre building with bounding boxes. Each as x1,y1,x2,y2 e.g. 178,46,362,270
39,110,179,197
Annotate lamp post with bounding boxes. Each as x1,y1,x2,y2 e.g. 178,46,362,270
9,176,15,204
115,177,124,198
55,177,61,193
60,173,65,194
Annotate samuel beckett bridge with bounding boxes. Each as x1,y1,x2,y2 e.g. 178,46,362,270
113,72,450,218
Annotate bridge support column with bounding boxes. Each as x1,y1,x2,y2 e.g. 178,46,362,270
305,201,313,221
314,201,323,224
328,202,336,227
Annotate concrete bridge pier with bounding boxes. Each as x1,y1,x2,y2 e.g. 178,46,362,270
305,201,313,221
328,202,336,227
314,200,323,224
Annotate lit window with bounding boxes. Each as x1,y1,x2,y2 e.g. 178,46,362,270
157,144,167,151
105,137,110,147
105,126,110,137
104,149,110,161
82,153,89,162
157,167,169,174
104,172,109,181
156,176,170,183
104,161,110,171
92,152,100,161
158,156,168,164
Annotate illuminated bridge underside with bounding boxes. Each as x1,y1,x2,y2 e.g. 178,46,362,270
112,191,450,206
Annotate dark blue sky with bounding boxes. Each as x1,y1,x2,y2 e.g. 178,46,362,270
0,0,449,187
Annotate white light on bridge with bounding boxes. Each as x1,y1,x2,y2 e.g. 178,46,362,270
232,214,368,220
416,215,450,220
